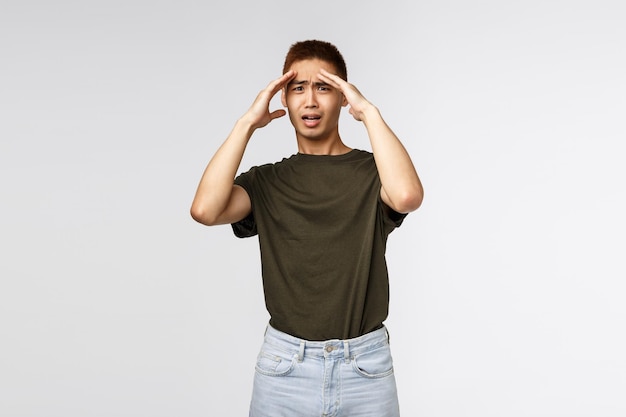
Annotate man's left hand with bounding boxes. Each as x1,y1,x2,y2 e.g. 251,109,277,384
317,69,376,122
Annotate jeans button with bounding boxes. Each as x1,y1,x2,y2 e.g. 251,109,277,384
325,346,334,353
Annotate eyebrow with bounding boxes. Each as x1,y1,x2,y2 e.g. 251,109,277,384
288,80,331,87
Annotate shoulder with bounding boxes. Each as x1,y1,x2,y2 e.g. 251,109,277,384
238,154,297,176
235,155,298,189
343,149,375,165
335,149,373,163
352,149,373,158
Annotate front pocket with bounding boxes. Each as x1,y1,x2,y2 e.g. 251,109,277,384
352,344,394,379
255,350,297,377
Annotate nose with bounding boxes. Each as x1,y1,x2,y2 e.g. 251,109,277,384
305,86,318,108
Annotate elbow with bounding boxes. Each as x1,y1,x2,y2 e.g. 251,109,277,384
190,205,207,224
190,204,219,226
394,188,424,214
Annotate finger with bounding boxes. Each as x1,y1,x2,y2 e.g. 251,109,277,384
317,75,337,89
317,71,339,87
319,68,338,77
269,109,287,120
319,70,365,102
269,70,297,94
257,71,296,104
349,107,362,121
318,69,344,86
318,74,347,96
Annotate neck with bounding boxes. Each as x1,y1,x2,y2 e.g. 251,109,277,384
296,135,352,156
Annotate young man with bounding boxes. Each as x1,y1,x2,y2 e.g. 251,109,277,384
191,40,423,416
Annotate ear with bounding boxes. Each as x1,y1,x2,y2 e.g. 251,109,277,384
342,94,348,107
281,89,287,107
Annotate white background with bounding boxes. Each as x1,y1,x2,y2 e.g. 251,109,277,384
1,0,625,416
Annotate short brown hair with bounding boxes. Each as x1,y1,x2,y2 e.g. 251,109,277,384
282,40,347,81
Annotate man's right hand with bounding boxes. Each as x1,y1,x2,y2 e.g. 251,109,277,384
241,70,297,130
190,70,298,226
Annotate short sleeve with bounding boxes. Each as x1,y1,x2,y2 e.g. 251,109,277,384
231,169,258,238
231,211,257,238
378,194,408,230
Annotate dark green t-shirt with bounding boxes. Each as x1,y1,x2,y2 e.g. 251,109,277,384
232,149,406,341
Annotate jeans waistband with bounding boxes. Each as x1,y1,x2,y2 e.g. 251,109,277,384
263,324,390,362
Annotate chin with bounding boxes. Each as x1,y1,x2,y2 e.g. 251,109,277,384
298,132,327,142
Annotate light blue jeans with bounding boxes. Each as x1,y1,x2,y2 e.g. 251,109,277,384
249,324,400,417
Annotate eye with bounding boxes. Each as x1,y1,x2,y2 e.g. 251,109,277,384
292,86,304,92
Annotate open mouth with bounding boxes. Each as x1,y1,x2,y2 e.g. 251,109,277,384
302,114,321,127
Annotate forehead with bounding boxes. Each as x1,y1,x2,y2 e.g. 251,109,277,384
287,58,338,75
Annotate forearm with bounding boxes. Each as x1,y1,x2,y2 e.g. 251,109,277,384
190,71,295,225
362,106,423,213
315,69,423,213
190,118,254,224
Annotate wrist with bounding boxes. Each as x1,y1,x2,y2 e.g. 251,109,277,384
235,116,257,134
228,118,257,144
359,104,381,124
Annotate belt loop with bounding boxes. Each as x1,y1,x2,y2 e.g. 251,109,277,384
298,341,305,362
343,340,350,363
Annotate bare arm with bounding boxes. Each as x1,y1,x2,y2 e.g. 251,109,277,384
190,70,297,225
318,69,423,213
